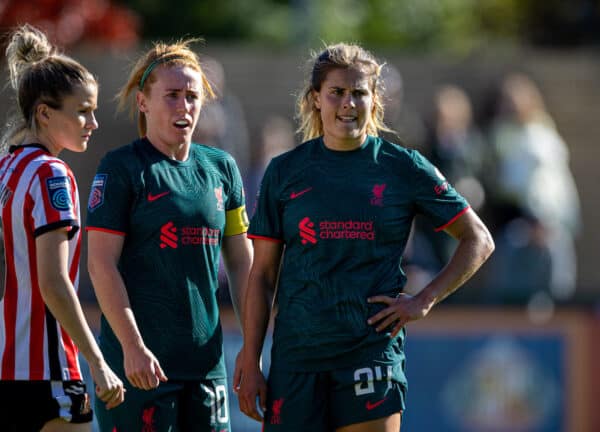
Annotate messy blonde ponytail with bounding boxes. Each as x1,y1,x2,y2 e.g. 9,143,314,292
1,24,96,151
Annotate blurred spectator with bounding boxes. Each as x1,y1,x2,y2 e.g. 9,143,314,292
380,63,427,150
246,114,297,214
193,56,251,178
414,85,487,284
426,85,487,211
485,73,581,302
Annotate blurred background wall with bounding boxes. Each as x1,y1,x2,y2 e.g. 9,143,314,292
1,1,600,431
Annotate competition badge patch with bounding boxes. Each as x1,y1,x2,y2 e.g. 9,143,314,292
88,173,107,212
46,176,72,211
434,167,450,195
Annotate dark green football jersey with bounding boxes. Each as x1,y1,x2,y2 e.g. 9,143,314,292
86,138,247,380
249,136,469,373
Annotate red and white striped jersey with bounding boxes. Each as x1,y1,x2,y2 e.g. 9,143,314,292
0,144,82,381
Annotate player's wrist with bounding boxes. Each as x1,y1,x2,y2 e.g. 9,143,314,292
414,287,437,311
85,352,107,370
119,333,147,353
240,346,262,365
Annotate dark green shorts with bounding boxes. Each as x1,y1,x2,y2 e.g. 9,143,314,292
263,360,405,432
95,378,230,432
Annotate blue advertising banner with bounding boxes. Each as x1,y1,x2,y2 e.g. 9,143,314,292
402,334,564,432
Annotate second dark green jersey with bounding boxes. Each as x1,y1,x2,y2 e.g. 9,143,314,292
249,136,469,373
86,138,246,380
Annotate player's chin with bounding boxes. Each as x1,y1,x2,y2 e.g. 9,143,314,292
66,142,88,153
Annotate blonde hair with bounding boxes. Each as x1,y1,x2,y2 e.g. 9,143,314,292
116,38,216,137
500,73,550,125
296,42,392,142
2,24,97,150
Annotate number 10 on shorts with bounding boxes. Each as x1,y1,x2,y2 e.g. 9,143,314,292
202,383,229,424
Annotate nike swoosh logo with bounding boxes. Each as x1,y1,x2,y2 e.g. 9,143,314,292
290,187,313,199
147,191,170,202
365,398,387,410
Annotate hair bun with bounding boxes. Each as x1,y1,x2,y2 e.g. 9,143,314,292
5,24,55,90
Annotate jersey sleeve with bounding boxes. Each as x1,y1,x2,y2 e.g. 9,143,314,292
247,159,283,242
85,153,133,235
411,150,470,231
223,155,249,236
30,161,79,238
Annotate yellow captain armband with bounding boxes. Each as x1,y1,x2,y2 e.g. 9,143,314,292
224,205,249,236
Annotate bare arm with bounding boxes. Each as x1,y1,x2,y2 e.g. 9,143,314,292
368,208,495,336
419,208,495,306
221,233,253,327
36,228,124,408
87,229,167,390
235,239,283,422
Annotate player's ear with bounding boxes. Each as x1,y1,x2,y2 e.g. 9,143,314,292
313,90,321,111
136,91,147,113
35,103,51,127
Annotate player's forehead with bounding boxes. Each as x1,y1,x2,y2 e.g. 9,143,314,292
322,67,371,90
152,65,203,91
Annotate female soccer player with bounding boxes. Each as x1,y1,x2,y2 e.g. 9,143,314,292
235,43,495,432
0,24,124,432
86,39,252,431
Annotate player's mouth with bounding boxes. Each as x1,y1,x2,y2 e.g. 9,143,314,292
337,115,358,123
173,118,192,129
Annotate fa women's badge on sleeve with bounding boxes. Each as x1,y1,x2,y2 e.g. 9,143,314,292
88,174,107,212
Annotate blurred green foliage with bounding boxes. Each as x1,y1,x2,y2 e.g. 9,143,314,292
121,0,600,52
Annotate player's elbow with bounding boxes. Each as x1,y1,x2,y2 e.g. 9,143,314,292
476,223,495,263
38,272,71,305
87,251,114,280
87,254,99,279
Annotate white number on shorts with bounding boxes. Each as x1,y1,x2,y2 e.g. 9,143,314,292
353,366,393,396
202,383,229,424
